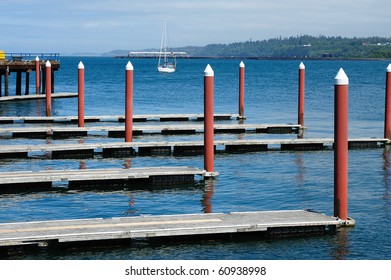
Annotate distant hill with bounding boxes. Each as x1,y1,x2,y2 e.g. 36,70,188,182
106,35,391,59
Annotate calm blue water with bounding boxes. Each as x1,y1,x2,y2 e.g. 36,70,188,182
0,57,390,260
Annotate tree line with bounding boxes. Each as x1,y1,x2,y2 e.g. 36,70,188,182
174,35,391,59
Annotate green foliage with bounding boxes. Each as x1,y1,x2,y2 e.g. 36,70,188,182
178,35,391,59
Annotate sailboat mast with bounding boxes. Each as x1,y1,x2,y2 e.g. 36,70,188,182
163,18,167,64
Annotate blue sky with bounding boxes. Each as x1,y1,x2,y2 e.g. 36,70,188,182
1,0,390,54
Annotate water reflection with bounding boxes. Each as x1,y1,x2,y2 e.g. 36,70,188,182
123,159,132,169
331,228,350,260
382,146,391,223
383,146,391,199
202,179,214,213
295,152,305,186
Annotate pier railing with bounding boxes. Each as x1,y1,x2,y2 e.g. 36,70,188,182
4,53,60,61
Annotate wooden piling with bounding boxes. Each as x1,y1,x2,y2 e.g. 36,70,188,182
25,70,30,95
204,65,218,177
239,61,245,118
35,56,40,95
78,62,85,127
298,62,305,127
16,71,22,95
45,61,52,116
384,64,391,139
334,68,349,222
125,61,134,142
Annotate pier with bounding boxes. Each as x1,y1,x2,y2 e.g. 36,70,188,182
0,53,60,96
0,210,343,253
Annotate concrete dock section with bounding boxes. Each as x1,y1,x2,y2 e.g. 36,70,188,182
0,166,205,193
0,138,386,159
0,113,239,123
0,123,301,138
0,210,343,253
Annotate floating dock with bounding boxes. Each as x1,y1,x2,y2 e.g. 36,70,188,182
0,210,344,254
0,138,387,159
0,113,240,123
0,123,300,139
0,166,205,193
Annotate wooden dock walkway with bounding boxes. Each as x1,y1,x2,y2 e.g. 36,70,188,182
0,92,77,102
0,123,301,139
0,166,205,192
0,138,387,159
0,113,240,123
0,210,344,252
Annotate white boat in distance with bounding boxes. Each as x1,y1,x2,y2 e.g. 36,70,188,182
157,18,176,73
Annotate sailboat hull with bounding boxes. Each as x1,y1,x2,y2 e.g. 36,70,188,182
158,65,175,73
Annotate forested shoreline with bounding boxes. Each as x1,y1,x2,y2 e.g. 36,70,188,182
106,35,391,59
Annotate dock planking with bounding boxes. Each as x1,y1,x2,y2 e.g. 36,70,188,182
0,113,240,124
0,210,345,253
0,123,301,139
0,92,77,102
0,166,205,193
0,138,387,159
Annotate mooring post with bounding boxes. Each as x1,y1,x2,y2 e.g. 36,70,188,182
45,60,52,116
78,61,85,127
334,68,349,222
204,64,218,177
238,61,245,118
35,56,40,95
298,62,305,127
384,64,391,139
125,61,133,142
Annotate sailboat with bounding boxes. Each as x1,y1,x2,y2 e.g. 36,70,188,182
157,18,176,73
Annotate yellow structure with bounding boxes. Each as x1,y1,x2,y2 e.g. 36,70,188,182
0,50,5,60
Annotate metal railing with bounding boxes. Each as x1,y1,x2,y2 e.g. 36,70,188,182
4,53,60,61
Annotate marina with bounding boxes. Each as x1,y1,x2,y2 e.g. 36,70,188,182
0,57,390,260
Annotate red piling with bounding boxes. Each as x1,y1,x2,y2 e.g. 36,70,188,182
334,68,349,221
125,61,134,142
35,56,40,95
384,64,391,139
298,62,305,127
78,61,85,127
45,60,52,116
204,64,216,176
238,61,245,118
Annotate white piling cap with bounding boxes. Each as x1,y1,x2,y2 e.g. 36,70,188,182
126,61,134,71
239,61,245,68
204,64,214,77
35,56,39,61
334,68,349,85
78,61,84,69
299,62,305,69
387,64,391,72
45,60,51,67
